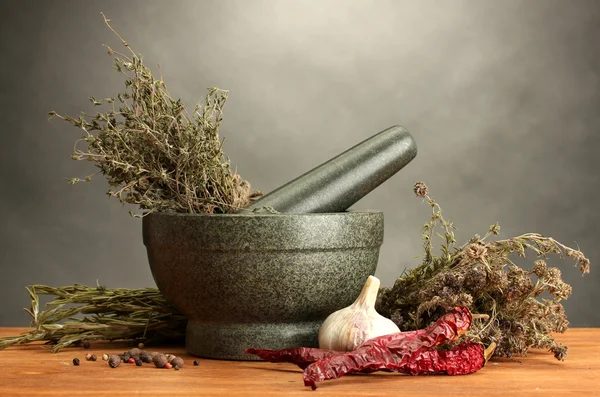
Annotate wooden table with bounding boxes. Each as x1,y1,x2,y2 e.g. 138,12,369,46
1,328,598,396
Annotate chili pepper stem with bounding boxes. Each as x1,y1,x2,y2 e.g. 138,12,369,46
484,342,497,363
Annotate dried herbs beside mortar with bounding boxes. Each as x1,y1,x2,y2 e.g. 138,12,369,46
376,182,591,361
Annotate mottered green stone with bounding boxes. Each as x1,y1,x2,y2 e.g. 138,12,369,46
143,210,383,360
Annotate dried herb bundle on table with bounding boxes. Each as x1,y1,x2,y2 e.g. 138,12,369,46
376,182,591,361
0,285,186,352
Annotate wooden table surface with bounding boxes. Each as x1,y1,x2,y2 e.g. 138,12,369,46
1,328,598,396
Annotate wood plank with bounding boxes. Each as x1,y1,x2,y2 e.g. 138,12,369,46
0,328,598,396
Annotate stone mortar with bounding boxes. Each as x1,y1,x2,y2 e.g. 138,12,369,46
143,210,384,360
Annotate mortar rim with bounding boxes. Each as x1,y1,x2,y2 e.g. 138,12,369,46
142,209,383,218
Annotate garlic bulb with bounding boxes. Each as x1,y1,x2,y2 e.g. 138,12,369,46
318,275,400,351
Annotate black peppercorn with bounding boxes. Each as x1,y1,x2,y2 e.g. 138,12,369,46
193,360,199,366
165,354,176,363
140,352,153,363
170,357,184,369
120,352,131,362
83,341,91,349
135,359,143,366
73,358,80,366
108,354,122,368
128,348,142,359
153,353,168,368
90,354,97,362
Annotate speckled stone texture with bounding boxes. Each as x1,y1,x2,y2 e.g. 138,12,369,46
243,126,417,214
143,210,383,360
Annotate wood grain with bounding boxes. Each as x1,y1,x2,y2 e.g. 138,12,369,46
1,328,598,396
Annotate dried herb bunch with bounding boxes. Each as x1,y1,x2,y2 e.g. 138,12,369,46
49,14,261,217
376,182,591,361
0,284,186,352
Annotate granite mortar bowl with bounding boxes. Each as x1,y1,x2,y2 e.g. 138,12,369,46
142,210,384,360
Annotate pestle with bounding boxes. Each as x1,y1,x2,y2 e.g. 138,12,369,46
243,125,417,214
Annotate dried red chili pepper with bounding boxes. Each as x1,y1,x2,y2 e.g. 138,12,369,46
247,342,489,377
246,329,425,369
398,341,485,376
303,307,473,389
245,347,338,370
246,307,479,389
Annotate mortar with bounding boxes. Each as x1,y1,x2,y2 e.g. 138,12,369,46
143,210,383,360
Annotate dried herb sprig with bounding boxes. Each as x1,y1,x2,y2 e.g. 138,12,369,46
377,182,590,361
49,13,261,217
0,284,186,352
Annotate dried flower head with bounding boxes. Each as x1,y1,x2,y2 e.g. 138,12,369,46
413,181,429,198
488,222,501,235
463,266,487,292
551,344,568,361
549,281,573,300
579,258,591,275
533,260,547,277
466,243,488,260
547,267,562,283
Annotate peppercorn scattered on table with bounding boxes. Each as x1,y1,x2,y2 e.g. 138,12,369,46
1,328,598,396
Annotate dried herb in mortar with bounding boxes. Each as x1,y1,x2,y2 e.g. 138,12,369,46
49,13,262,217
376,182,591,361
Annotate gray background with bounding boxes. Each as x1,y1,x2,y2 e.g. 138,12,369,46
1,0,598,326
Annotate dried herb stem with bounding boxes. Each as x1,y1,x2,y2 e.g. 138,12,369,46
0,284,186,352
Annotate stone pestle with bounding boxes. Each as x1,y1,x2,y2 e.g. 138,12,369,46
242,125,417,214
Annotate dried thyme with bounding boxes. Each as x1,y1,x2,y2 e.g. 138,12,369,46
376,182,591,361
49,13,262,217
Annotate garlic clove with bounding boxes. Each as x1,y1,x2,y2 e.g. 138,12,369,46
318,275,400,351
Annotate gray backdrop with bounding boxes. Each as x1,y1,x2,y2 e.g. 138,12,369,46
1,0,598,326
